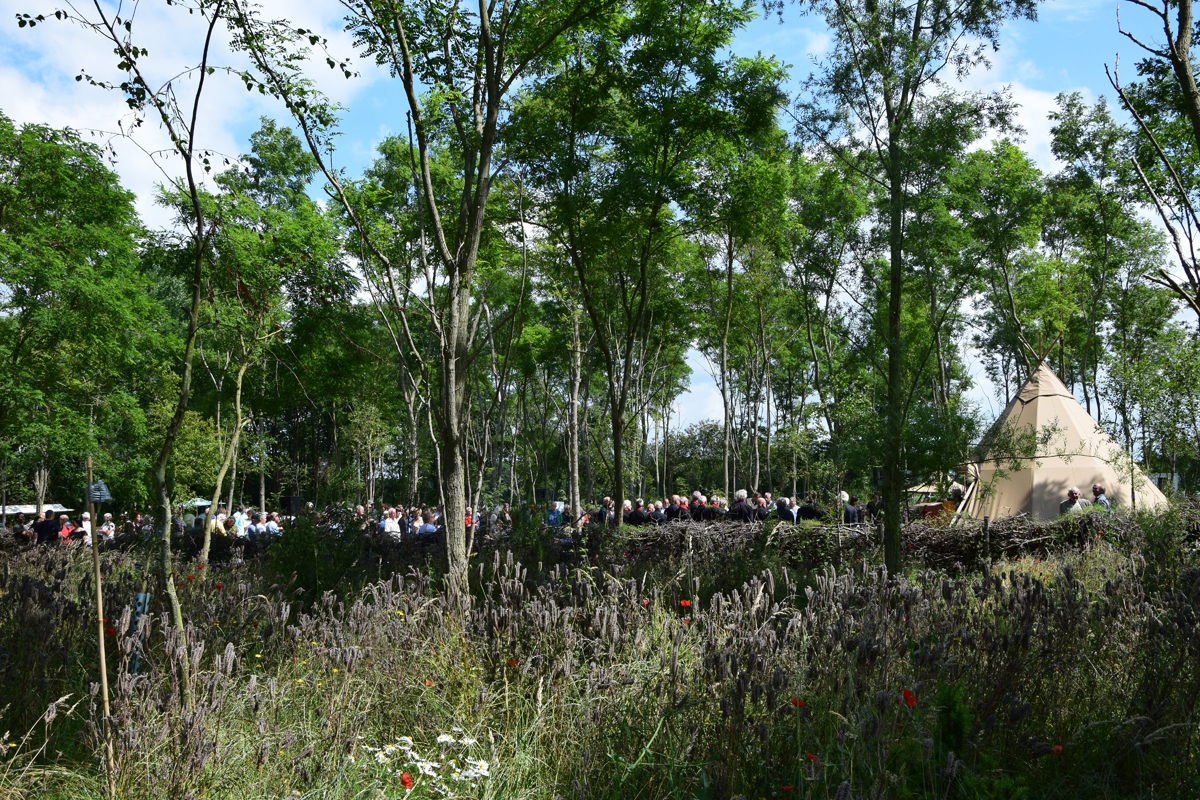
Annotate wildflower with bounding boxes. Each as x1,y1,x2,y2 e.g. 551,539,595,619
806,752,818,763
682,620,690,625
197,564,205,571
782,786,794,792
256,654,262,659
437,734,456,744
507,659,518,666
1052,745,1063,755
790,698,804,708
186,575,194,581
332,668,339,673
460,737,478,746
105,627,115,637
642,599,649,606
680,599,691,608
400,772,414,789
903,687,916,707
215,582,224,590
425,679,434,687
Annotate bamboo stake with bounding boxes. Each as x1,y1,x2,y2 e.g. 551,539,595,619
87,455,116,798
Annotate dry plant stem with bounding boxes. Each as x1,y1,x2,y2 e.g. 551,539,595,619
87,456,116,799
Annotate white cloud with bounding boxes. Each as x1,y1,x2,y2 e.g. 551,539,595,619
672,349,726,426
0,0,386,227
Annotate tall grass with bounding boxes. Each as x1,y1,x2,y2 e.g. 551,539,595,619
0,509,1197,799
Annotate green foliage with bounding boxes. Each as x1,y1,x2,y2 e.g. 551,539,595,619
267,512,366,599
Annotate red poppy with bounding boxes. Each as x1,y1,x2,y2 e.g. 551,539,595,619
903,687,916,707
806,752,818,763
215,582,224,590
424,679,434,687
197,564,205,571
682,620,690,625
641,599,649,606
790,698,804,708
507,659,517,667
186,575,195,581
105,627,115,637
400,771,414,789
782,786,794,792
680,599,691,607
1052,745,1063,755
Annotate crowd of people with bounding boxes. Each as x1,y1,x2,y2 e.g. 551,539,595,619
9,509,121,546
583,489,886,528
4,485,908,550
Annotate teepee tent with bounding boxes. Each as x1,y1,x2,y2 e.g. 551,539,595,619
958,362,1168,520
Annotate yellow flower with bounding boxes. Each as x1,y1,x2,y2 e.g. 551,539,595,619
332,668,339,673
256,654,262,659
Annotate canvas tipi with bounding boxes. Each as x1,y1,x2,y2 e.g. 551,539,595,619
958,361,1168,520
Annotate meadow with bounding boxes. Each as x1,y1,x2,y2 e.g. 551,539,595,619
1,508,1198,799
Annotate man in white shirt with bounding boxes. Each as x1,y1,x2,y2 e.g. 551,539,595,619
383,508,403,537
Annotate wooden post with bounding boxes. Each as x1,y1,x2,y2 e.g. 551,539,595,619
982,515,990,563
87,456,117,798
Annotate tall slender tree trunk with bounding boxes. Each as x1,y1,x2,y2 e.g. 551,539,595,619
567,308,582,520
153,241,204,709
201,358,249,563
883,140,905,575
721,227,735,502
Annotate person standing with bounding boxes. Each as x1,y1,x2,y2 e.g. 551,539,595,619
1091,483,1112,512
866,493,883,522
843,496,860,525
1059,487,1091,515
728,490,755,522
775,497,797,523
798,491,823,521
33,512,61,545
11,512,30,544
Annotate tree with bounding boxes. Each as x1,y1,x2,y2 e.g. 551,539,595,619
510,0,785,515
0,110,176,513
795,0,1036,573
230,0,614,592
1108,0,1200,323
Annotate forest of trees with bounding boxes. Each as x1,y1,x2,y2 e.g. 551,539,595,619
4,0,1200,575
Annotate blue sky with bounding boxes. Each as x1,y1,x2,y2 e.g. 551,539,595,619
0,0,1158,425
